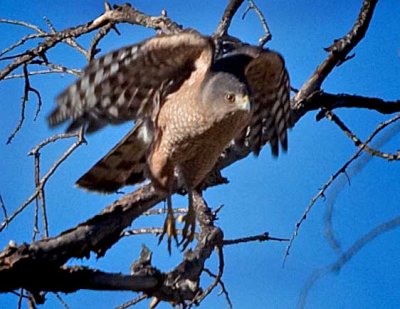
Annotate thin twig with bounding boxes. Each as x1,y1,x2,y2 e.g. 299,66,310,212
223,231,289,245
88,23,116,60
0,130,86,232
54,293,71,309
203,268,233,309
0,195,7,224
43,16,88,58
0,3,181,81
242,0,272,46
298,215,400,309
6,64,29,144
325,110,400,160
0,33,52,58
0,18,45,33
6,63,43,143
283,114,400,266
4,68,81,79
192,245,225,306
143,207,187,216
121,227,199,240
115,294,147,309
323,118,400,255
33,152,41,241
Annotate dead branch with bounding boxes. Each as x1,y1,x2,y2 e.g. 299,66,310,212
0,266,159,294
292,0,379,117
0,189,225,306
0,3,181,81
0,130,86,231
6,63,43,144
214,0,245,37
242,0,272,46
116,294,147,309
0,0,399,307
302,91,400,117
284,114,400,265
223,232,289,245
203,268,233,309
324,110,400,160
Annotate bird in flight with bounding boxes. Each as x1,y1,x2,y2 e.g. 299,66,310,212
48,30,291,250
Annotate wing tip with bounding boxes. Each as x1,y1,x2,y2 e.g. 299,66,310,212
75,176,120,194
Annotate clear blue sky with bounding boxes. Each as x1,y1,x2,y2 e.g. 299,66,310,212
1,1,399,308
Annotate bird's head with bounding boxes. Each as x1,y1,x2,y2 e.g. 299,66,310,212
200,72,251,119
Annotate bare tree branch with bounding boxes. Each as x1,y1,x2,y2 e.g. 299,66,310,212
0,1,398,307
324,110,400,160
0,130,86,231
284,113,400,265
0,4,181,81
302,91,400,117
214,0,245,37
242,0,272,46
223,232,289,245
292,0,379,116
116,294,147,309
6,64,42,144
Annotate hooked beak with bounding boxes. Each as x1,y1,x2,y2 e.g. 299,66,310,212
237,94,251,112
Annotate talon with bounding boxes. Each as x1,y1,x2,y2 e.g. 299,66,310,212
158,196,179,254
179,190,197,250
180,210,196,250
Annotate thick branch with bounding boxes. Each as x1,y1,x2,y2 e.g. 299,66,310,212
0,185,165,270
0,266,158,294
304,92,400,117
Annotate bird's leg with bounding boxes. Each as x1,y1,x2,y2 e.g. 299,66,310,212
158,195,178,254
180,188,197,250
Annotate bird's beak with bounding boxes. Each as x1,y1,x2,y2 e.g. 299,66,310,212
237,94,251,112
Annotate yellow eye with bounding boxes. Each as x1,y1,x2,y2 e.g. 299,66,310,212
225,93,236,103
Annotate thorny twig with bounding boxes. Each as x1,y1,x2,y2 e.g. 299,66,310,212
324,110,400,160
283,114,400,265
323,118,400,255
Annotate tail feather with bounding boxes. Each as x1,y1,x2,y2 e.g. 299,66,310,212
76,120,152,193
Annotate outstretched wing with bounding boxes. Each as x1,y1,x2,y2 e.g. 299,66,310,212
75,120,151,193
215,46,291,156
243,47,291,156
48,30,214,132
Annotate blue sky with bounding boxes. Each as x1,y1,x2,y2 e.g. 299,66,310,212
0,1,399,308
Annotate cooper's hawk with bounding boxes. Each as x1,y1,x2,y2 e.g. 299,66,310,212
48,30,291,248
